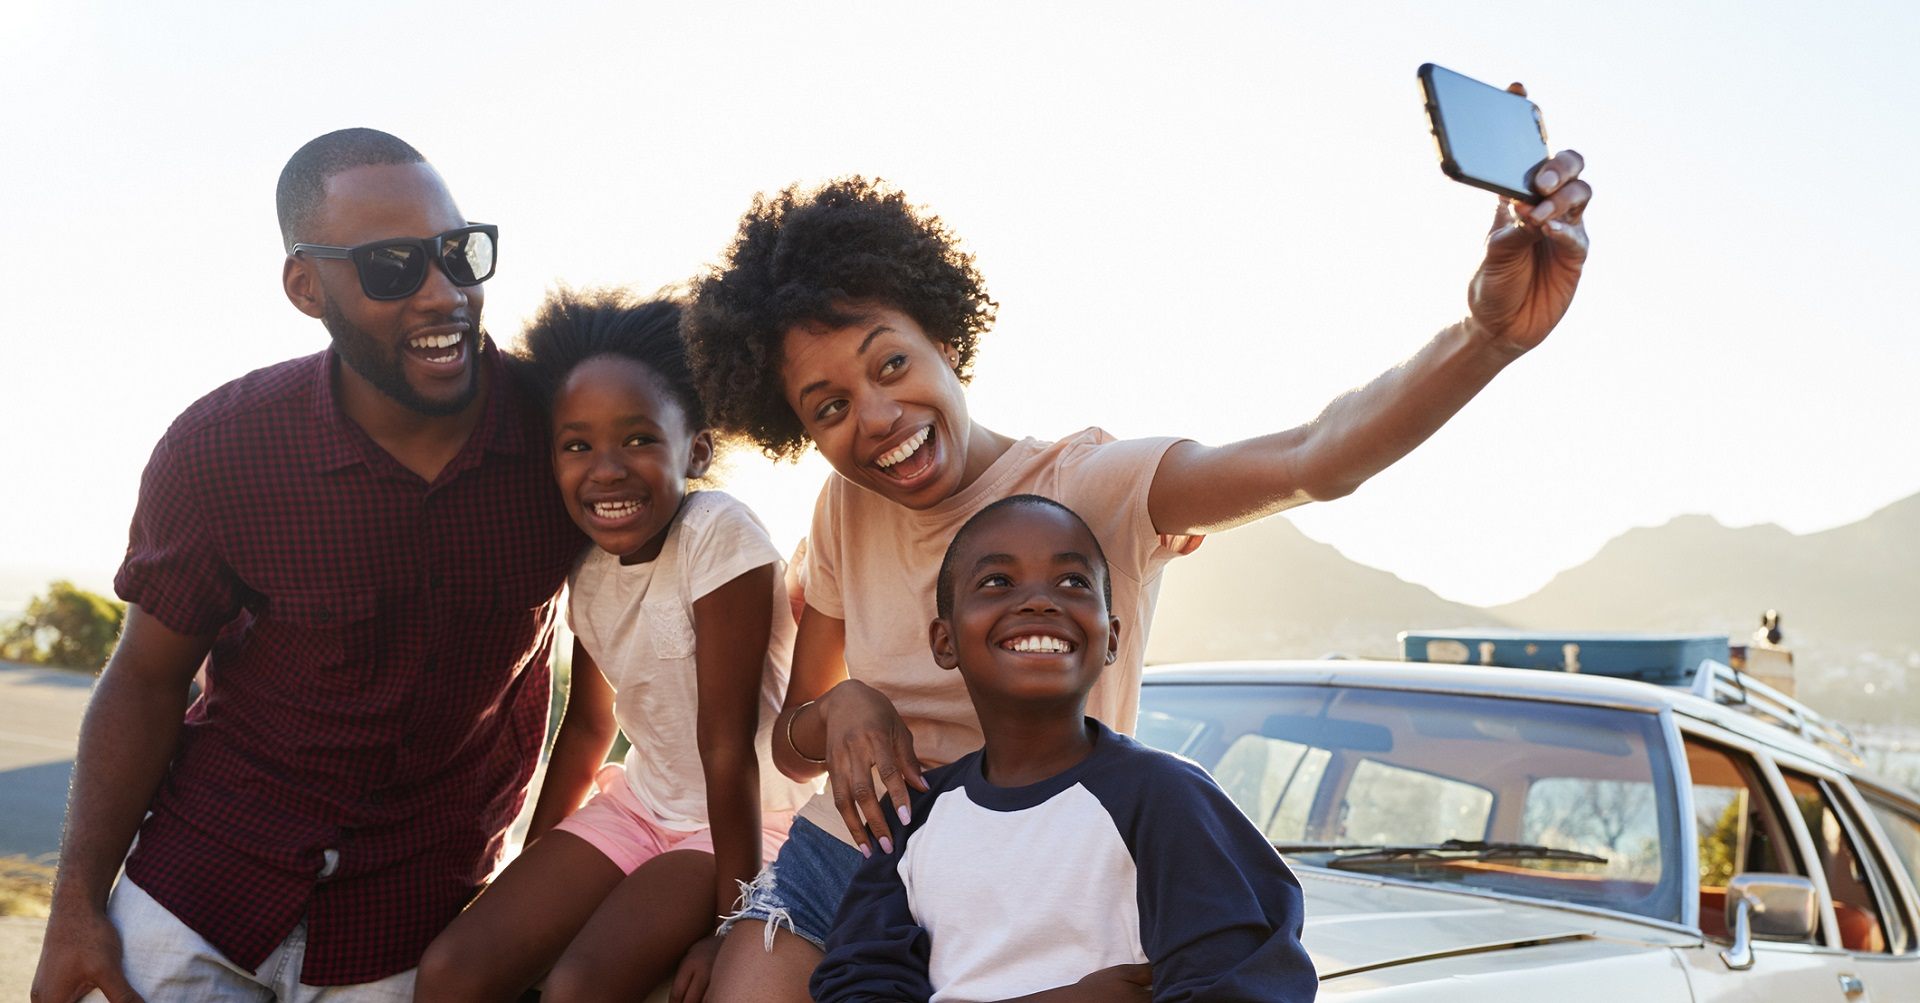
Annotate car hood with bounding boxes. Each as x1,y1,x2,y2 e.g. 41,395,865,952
1298,867,1694,979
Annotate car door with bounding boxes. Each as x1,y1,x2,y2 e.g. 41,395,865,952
1773,764,1920,1002
1672,730,1857,1002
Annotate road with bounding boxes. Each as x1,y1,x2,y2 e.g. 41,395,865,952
0,662,91,996
0,663,90,861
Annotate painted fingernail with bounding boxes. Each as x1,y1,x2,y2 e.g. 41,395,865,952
1529,200,1554,223
879,836,894,854
858,843,872,859
1548,220,1567,232
897,805,911,826
1536,169,1559,191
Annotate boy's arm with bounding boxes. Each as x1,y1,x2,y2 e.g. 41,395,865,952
1129,764,1319,1003
810,807,934,1003
524,637,617,842
1147,151,1590,536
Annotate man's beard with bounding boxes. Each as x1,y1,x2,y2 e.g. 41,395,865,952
323,300,484,418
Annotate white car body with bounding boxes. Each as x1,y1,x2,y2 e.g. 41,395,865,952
1137,660,1920,1002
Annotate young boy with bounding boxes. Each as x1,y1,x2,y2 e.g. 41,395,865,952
809,495,1317,1003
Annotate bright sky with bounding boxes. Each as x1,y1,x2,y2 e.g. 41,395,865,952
3,1,1917,610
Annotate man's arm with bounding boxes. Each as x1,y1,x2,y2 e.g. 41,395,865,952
1148,146,1590,536
32,605,212,1003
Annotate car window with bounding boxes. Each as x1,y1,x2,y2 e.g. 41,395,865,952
1341,759,1493,844
1781,771,1909,953
1210,733,1331,841
1136,682,1683,923
1522,777,1664,883
1863,791,1920,894
1682,737,1809,942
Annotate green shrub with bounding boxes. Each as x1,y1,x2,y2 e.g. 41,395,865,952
1,580,127,671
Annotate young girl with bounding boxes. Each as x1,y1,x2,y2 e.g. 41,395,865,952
684,157,1590,1003
415,289,817,1003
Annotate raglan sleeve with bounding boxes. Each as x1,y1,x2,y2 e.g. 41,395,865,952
809,799,933,1003
1125,757,1319,1003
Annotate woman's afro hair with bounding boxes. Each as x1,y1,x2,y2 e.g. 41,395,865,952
685,176,997,460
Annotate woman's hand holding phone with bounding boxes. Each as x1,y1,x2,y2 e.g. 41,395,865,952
1464,83,1591,358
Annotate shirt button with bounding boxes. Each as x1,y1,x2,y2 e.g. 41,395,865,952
316,607,333,623
429,573,443,590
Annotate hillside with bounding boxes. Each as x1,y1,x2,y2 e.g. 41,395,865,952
1140,492,1919,724
1492,493,1920,722
1144,515,1503,663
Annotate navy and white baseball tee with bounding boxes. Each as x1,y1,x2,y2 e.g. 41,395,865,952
811,720,1317,1003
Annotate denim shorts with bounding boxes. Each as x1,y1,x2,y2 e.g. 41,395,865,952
720,816,864,949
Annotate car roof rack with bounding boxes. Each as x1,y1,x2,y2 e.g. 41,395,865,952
1690,659,1860,763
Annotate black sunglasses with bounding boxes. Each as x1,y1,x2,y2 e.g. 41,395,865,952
293,224,498,301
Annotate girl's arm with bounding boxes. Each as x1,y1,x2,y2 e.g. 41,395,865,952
525,637,618,843
692,563,781,923
776,605,929,856
1147,149,1591,536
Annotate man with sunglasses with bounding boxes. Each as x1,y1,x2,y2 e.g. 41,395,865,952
34,129,581,1003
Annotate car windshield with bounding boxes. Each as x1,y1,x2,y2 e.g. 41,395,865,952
1137,681,1684,923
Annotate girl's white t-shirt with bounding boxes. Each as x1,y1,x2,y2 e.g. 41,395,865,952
567,490,819,830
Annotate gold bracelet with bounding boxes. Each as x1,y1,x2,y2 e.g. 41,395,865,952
786,699,827,765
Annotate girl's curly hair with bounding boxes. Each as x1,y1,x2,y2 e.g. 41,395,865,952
509,285,705,431
685,177,997,460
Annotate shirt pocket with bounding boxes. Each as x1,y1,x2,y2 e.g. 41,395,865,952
264,588,378,681
641,599,695,661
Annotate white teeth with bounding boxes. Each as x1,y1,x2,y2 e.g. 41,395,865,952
1002,635,1073,654
591,500,641,519
409,332,463,350
875,427,931,469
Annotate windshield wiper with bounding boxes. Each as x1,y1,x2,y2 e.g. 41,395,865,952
1284,838,1608,869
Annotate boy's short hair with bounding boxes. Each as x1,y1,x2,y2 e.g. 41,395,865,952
935,495,1112,620
509,286,706,431
685,177,998,460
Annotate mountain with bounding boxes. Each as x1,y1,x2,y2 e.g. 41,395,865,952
1144,515,1503,664
1492,493,1920,646
1139,492,1919,724
1491,493,1920,722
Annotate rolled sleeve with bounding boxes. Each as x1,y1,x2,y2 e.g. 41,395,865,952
115,434,241,636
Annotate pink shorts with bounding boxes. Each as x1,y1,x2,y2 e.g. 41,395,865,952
553,763,796,875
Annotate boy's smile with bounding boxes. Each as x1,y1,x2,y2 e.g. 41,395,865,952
932,502,1119,707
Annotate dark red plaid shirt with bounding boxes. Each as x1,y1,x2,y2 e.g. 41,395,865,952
115,344,582,984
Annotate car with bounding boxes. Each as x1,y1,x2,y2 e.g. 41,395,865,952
1135,634,1920,1001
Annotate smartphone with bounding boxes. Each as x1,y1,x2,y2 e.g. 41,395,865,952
1418,63,1549,203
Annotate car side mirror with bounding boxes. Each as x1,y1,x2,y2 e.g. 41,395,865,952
1719,873,1818,970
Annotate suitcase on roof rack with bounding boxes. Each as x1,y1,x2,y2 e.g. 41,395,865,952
1399,629,1730,686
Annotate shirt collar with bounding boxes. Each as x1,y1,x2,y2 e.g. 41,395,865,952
308,337,529,475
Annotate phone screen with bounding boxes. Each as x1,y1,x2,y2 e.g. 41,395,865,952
1420,64,1549,202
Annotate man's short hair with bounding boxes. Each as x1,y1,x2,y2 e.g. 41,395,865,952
276,128,426,251
935,494,1112,620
